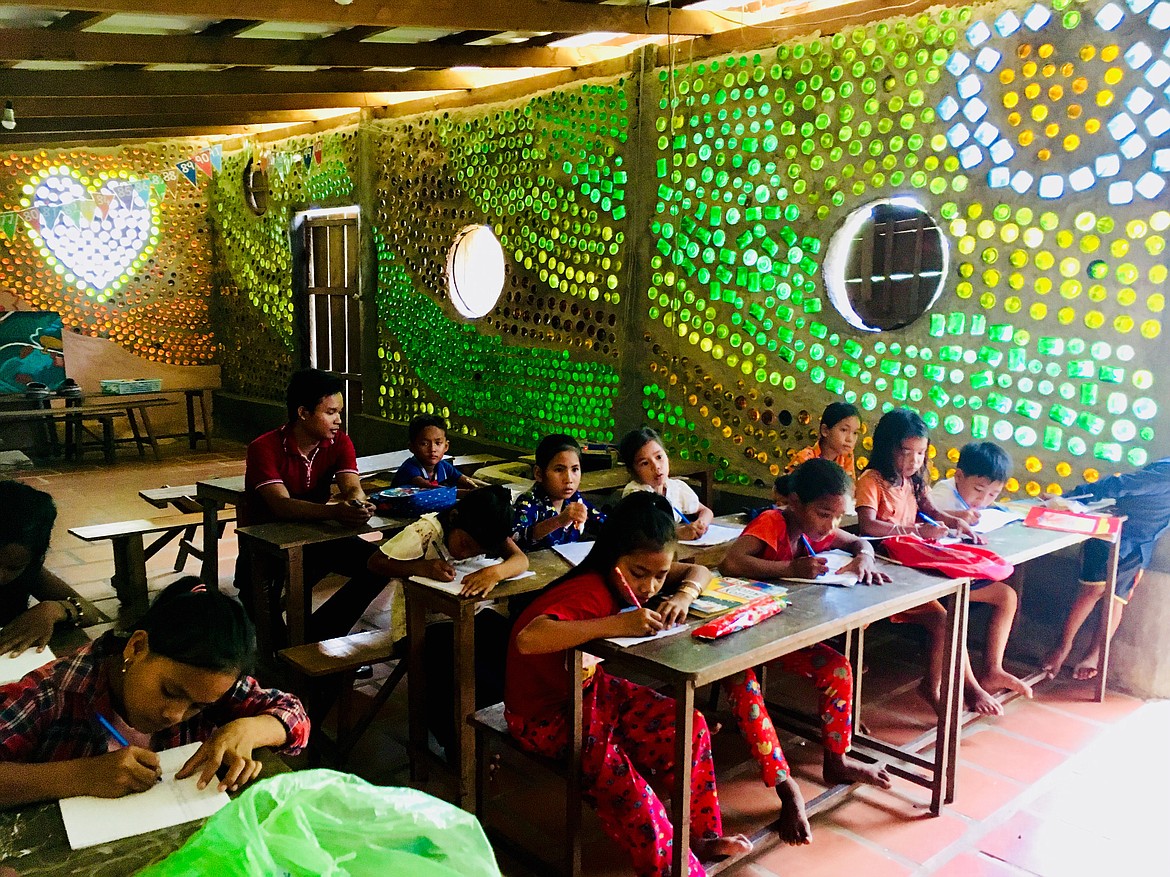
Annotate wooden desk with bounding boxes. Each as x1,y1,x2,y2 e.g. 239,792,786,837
235,515,410,655
0,752,289,876
404,549,571,811
194,453,507,589
574,561,970,875
980,512,1122,704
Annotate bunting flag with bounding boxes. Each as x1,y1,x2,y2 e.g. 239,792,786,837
313,139,323,166
210,144,223,172
132,180,152,205
149,175,167,202
301,146,313,168
0,171,172,244
191,150,214,179
0,212,16,240
177,159,200,188
20,208,40,232
114,185,136,211
38,204,63,229
78,199,96,223
62,201,83,224
92,191,115,218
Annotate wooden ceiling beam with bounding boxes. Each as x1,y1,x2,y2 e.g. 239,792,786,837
0,27,623,69
15,93,392,117
0,125,275,146
4,0,725,36
9,110,350,134
2,68,507,97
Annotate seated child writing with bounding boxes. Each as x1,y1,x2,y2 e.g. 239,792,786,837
391,414,484,491
855,409,1002,716
367,485,527,640
512,434,606,551
720,458,891,845
0,577,308,807
0,481,96,657
240,368,385,643
619,426,714,541
786,401,862,479
929,442,1032,701
1042,456,1170,681
506,492,752,875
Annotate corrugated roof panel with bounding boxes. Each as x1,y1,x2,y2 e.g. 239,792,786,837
84,14,214,35
361,27,455,43
236,21,341,39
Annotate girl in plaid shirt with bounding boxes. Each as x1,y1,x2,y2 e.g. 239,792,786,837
0,578,308,807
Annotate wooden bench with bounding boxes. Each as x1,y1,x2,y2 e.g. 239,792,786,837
69,509,235,609
69,397,175,461
470,702,581,877
0,406,121,463
278,629,405,764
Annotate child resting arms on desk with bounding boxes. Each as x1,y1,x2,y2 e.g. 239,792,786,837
720,458,892,845
0,577,308,807
391,414,485,492
506,491,751,876
620,426,714,541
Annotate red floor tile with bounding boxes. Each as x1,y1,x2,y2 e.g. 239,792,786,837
930,851,1024,877
824,784,970,864
958,727,1068,784
751,825,912,877
991,700,1104,753
1034,682,1144,723
947,763,1026,821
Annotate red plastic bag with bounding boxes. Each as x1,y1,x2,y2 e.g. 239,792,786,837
882,535,1014,581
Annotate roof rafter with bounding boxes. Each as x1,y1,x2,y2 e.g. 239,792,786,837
0,27,623,68
5,0,725,36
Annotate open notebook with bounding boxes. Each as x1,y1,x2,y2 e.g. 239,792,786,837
59,742,229,850
0,646,55,685
410,554,535,594
777,549,860,587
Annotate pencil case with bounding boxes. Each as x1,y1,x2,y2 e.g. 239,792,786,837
692,595,787,640
369,486,457,516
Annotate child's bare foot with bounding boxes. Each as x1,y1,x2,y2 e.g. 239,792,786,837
823,751,892,790
918,677,944,716
696,833,753,860
1041,644,1071,679
775,775,812,845
1072,658,1100,681
965,683,1004,716
981,668,1033,699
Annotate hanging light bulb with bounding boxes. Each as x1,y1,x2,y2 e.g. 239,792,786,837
1,101,14,130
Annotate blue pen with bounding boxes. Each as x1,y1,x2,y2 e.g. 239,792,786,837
917,511,943,528
96,713,129,748
952,485,971,510
798,533,818,557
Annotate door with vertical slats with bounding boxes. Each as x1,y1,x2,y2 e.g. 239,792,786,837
302,213,361,430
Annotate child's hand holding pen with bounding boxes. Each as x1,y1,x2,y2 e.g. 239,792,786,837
91,713,161,797
914,512,949,541
791,533,828,578
422,558,457,582
612,567,666,636
558,500,589,532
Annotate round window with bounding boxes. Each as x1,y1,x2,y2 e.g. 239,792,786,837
447,224,506,319
824,198,948,332
243,156,269,216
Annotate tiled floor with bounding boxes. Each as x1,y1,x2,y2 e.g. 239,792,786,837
14,444,1169,877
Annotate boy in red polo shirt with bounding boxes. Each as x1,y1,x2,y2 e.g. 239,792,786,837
238,368,385,645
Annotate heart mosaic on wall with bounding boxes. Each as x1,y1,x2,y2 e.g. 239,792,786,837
27,167,159,300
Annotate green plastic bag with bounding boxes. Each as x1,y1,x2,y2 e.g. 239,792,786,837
137,770,501,877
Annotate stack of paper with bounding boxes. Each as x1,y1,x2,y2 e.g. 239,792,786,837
410,555,536,594
969,507,1023,533
552,540,595,567
0,647,55,685
778,549,860,587
679,523,745,546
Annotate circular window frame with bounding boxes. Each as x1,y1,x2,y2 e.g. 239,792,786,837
823,197,949,333
446,224,506,320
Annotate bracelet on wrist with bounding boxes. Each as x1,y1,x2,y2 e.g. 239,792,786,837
59,596,84,628
679,581,703,598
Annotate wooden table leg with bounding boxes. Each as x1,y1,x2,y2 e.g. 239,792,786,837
1097,535,1122,703
247,539,275,661
932,580,968,814
285,546,306,647
197,390,213,450
407,586,430,782
568,649,583,877
454,600,477,812
100,415,115,463
185,391,198,451
126,407,146,457
847,625,865,731
200,499,222,589
137,405,162,461
671,682,695,876
109,533,148,611
944,581,969,805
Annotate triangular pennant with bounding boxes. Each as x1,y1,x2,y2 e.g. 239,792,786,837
78,199,96,223
191,150,214,179
0,212,17,240
313,139,323,166
176,159,200,188
62,200,83,224
114,184,136,211
149,174,167,202
301,147,313,168
38,204,63,229
210,143,223,173
132,180,152,206
93,191,115,217
20,208,41,232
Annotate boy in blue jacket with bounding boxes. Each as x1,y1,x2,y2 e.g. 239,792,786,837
1043,457,1170,680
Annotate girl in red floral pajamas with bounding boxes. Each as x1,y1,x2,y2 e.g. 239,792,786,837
505,491,752,877
721,458,893,844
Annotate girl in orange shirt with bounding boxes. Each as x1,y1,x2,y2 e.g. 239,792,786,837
787,402,862,479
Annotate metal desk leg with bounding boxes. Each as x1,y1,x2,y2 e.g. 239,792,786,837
454,600,477,812
671,683,695,876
